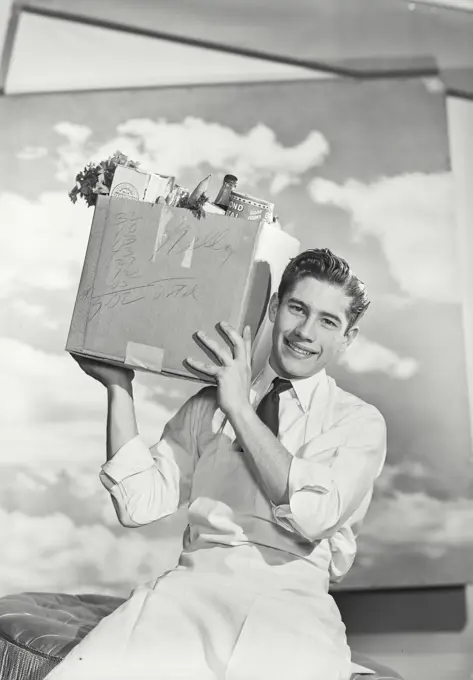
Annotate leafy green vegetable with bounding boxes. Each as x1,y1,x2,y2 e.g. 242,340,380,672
177,192,209,220
68,151,140,207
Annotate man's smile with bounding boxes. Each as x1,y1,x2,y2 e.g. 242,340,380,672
283,337,319,358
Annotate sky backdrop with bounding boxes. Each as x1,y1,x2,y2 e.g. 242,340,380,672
1,76,472,596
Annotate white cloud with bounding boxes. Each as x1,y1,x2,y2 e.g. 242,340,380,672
375,460,430,494
340,334,419,379
55,122,93,145
54,116,329,187
0,191,90,297
54,122,94,183
10,300,59,330
11,299,44,318
308,172,459,303
0,337,176,466
0,460,189,596
0,506,182,597
269,172,300,195
17,146,48,161
359,491,473,559
1,337,105,464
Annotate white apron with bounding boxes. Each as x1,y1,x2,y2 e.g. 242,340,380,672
45,544,351,680
46,386,354,680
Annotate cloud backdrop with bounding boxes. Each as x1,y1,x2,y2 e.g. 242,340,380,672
0,77,471,596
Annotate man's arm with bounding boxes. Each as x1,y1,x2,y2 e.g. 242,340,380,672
229,403,292,505
106,378,138,461
226,399,386,545
271,406,386,541
72,355,138,460
100,394,201,528
231,400,386,543
73,355,200,528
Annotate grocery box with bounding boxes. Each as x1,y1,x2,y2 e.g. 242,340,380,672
66,196,300,382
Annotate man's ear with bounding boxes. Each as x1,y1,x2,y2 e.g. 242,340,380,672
339,326,359,353
268,292,279,323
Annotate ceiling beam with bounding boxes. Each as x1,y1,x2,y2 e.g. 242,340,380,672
0,1,21,95
17,2,438,80
3,1,472,97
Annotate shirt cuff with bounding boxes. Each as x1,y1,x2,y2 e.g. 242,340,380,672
288,456,333,497
272,458,333,538
101,435,155,484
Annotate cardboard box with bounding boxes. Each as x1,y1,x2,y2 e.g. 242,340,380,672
66,196,300,382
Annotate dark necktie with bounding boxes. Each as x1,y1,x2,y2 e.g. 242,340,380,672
256,377,292,437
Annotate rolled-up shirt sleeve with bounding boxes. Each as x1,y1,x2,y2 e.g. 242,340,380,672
273,405,386,542
100,391,203,528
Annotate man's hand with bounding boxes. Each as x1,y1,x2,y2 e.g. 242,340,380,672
72,355,138,460
72,354,134,390
186,323,252,418
187,323,293,505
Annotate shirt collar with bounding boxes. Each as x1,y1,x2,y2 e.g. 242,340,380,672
253,361,277,391
290,369,326,412
252,361,326,413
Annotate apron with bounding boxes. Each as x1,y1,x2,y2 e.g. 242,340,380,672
45,543,351,680
46,382,352,680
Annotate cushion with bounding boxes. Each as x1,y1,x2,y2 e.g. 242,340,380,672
0,592,403,680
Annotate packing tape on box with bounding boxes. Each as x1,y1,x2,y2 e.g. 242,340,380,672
180,238,195,268
125,341,164,372
152,207,194,268
152,206,174,262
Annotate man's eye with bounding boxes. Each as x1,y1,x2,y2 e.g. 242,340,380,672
323,318,336,327
289,304,304,313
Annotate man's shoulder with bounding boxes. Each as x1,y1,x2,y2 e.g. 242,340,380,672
195,384,218,404
183,385,218,417
328,375,385,426
169,385,218,434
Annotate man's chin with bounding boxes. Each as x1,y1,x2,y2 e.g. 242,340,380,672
273,352,321,380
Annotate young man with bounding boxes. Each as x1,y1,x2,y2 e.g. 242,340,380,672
47,249,386,680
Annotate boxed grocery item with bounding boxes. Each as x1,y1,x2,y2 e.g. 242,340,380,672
66,196,300,382
109,165,174,203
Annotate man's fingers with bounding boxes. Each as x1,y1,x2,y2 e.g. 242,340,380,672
196,332,232,366
185,357,220,378
219,322,247,358
243,325,252,362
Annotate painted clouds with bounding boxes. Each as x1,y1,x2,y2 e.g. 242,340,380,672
339,334,419,380
55,117,329,192
309,172,458,303
1,77,471,594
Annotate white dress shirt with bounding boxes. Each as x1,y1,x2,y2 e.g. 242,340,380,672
100,364,386,584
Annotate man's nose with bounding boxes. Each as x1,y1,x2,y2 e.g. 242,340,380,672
294,318,317,342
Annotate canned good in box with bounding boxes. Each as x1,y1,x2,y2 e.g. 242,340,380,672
226,191,274,223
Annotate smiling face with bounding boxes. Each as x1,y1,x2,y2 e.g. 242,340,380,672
268,276,358,380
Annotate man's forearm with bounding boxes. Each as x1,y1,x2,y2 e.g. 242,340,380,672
228,403,292,505
106,379,139,461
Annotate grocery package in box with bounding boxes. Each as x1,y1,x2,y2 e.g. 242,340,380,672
109,165,174,203
66,196,300,382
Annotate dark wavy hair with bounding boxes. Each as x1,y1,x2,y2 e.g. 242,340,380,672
277,248,370,332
